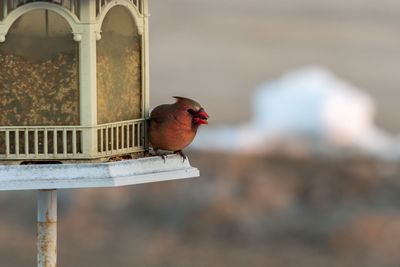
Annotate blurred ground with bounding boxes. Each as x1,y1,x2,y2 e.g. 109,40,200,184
2,151,400,267
2,0,400,266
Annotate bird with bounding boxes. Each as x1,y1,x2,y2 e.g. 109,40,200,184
149,96,209,161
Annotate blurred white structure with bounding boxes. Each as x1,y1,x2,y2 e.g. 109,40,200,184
192,66,399,159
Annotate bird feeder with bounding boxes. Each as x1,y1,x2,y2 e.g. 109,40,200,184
0,1,199,266
0,0,148,163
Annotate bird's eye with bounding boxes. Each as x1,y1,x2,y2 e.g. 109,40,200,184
187,109,196,116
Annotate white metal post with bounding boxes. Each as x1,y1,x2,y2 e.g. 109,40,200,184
37,190,57,267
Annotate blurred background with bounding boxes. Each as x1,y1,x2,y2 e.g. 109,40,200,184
2,0,400,266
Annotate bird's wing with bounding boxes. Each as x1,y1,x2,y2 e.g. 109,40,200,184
150,104,175,124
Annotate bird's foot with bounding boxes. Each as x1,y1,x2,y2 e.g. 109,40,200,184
174,150,187,162
150,148,167,163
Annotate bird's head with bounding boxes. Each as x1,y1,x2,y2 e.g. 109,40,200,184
174,96,209,125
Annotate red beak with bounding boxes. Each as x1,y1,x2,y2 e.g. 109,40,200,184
197,109,209,119
194,118,208,124
194,109,209,125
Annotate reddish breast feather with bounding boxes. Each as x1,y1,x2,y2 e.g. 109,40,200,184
149,96,208,152
149,105,196,151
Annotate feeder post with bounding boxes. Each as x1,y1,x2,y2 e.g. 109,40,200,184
37,190,57,267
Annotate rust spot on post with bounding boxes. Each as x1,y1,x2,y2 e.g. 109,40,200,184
37,190,57,267
37,222,57,267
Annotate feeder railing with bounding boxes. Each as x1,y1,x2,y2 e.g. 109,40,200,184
0,118,146,161
0,127,82,159
96,119,145,155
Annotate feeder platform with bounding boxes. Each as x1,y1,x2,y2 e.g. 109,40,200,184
0,154,199,191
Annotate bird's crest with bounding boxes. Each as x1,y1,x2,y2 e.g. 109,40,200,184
173,96,202,110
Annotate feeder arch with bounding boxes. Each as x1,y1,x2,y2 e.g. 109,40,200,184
0,2,83,43
95,0,144,38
